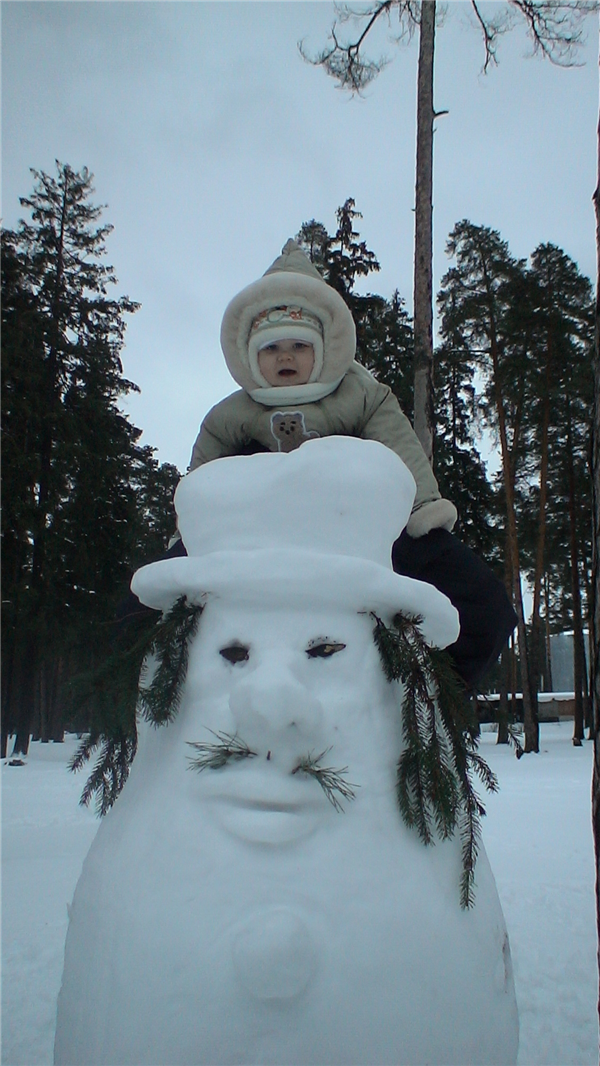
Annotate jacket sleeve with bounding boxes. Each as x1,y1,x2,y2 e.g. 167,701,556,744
188,396,250,472
189,419,233,471
360,389,457,537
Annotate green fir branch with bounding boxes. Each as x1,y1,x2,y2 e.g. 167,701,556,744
74,731,138,817
507,721,525,759
68,609,158,812
292,748,358,812
72,596,204,815
138,596,204,726
458,789,484,910
372,611,498,908
186,730,257,771
468,748,500,794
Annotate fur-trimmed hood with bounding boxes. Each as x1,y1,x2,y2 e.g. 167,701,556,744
220,239,357,401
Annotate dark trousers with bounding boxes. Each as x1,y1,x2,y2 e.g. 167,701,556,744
392,528,517,690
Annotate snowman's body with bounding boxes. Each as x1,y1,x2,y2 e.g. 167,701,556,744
54,440,518,1066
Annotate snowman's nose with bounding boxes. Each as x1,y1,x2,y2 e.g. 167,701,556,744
229,671,324,764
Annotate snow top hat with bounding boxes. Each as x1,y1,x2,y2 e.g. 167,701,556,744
220,239,357,406
132,437,459,649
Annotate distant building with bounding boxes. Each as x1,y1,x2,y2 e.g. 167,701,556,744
548,631,589,694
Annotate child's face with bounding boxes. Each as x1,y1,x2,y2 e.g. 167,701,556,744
257,339,315,386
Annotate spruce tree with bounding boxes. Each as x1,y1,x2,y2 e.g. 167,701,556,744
296,201,414,414
1,231,47,754
1,163,179,759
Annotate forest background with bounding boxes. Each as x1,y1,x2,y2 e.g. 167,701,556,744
2,168,593,766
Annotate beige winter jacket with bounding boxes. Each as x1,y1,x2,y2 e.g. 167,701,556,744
189,361,456,537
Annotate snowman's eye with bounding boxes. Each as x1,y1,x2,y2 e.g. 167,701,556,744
306,641,346,659
220,644,250,664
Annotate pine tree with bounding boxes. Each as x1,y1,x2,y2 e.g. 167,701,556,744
517,245,593,741
297,199,380,300
433,338,498,560
1,163,179,759
438,221,539,749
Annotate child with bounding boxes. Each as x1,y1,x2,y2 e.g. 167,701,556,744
185,240,516,689
190,240,457,541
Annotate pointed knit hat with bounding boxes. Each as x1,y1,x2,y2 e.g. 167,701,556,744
220,239,357,398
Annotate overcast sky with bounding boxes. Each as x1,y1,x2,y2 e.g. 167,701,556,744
3,1,598,473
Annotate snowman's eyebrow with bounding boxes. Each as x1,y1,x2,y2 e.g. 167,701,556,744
219,643,250,664
306,641,346,659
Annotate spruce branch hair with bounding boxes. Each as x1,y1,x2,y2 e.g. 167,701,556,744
372,611,498,909
72,596,204,814
69,605,160,815
292,748,358,812
72,732,138,817
138,596,204,726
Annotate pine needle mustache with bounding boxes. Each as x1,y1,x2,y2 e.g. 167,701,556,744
186,731,357,813
292,748,358,812
187,730,257,771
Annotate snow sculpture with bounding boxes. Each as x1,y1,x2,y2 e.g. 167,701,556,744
54,436,519,1066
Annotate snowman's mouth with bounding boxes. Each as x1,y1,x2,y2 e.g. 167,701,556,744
207,788,322,845
224,797,302,814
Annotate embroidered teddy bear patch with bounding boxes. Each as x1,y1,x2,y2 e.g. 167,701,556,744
270,412,320,453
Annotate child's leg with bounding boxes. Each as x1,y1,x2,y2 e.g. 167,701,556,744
392,528,517,691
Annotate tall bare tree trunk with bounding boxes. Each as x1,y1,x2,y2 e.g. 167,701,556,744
567,402,585,745
544,571,554,692
497,647,510,745
489,331,538,751
590,39,600,1025
497,551,514,745
413,0,435,462
529,352,552,703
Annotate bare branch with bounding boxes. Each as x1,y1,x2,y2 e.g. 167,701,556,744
509,0,598,66
302,0,597,91
298,0,418,94
469,0,596,73
470,0,513,71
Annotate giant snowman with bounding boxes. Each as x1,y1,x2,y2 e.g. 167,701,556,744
54,436,518,1066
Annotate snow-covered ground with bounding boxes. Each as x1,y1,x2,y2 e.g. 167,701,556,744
2,723,597,1066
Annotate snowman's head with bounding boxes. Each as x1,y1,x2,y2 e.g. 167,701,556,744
177,598,401,846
